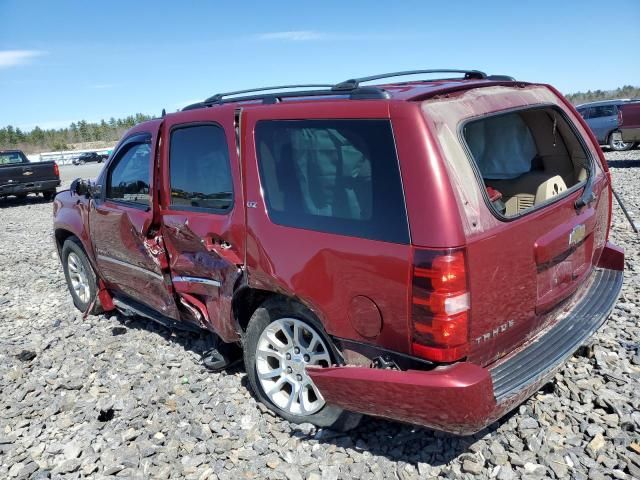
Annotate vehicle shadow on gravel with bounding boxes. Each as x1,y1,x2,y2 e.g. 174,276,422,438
109,311,516,467
0,196,54,209
239,373,518,467
108,311,242,372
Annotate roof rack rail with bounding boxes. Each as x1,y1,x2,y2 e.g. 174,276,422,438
333,69,487,90
203,84,334,104
184,68,509,111
183,83,390,110
486,74,516,81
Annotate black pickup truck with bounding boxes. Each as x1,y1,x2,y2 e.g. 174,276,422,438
0,150,61,201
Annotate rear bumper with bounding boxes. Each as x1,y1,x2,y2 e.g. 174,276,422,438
309,266,623,435
621,127,640,143
0,179,60,196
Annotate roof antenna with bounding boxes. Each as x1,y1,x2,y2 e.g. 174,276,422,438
161,108,166,117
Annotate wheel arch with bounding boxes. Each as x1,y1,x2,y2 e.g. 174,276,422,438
606,128,619,144
54,228,77,256
232,287,331,335
54,228,97,272
232,286,345,362
232,286,278,333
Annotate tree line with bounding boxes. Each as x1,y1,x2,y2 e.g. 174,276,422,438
565,85,640,105
0,114,153,154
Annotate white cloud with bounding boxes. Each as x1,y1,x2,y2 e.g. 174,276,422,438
0,50,46,68
256,31,327,41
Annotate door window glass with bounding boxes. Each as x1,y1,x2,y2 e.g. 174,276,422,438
107,143,151,206
169,124,233,211
255,119,409,244
590,105,616,118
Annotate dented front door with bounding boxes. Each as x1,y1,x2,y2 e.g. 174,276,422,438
90,130,180,319
158,108,245,340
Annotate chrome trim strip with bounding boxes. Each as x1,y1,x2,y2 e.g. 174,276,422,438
172,276,221,288
96,255,165,280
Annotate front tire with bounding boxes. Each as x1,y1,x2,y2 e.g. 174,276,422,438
244,298,360,431
61,238,102,314
608,130,634,151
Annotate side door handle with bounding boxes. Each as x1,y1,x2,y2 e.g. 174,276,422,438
203,237,242,266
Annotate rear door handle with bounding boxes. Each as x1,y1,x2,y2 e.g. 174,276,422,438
203,237,242,265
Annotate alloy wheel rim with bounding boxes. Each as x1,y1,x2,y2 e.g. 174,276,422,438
256,317,331,416
611,132,631,150
67,252,90,304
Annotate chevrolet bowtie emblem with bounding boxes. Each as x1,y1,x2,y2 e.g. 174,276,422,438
569,224,586,246
23,171,33,176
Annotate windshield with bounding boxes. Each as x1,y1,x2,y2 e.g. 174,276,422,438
0,152,26,165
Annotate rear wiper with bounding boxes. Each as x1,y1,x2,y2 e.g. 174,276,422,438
574,159,595,210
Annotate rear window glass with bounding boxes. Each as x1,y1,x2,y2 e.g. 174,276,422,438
255,119,409,244
465,112,537,180
169,124,233,212
462,107,589,217
0,152,25,164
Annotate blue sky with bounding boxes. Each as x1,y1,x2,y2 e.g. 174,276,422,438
1,0,639,131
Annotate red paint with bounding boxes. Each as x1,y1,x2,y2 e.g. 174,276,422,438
53,75,624,432
308,363,496,435
597,242,625,271
619,102,640,142
158,106,246,341
348,296,383,339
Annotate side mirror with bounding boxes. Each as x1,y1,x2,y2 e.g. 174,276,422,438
70,178,92,198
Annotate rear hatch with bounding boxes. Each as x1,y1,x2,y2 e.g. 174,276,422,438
421,85,610,366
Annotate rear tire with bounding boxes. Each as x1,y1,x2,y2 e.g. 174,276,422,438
43,190,56,201
15,193,27,200
61,238,103,315
608,131,634,151
243,298,361,431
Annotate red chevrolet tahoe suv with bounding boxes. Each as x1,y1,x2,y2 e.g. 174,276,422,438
53,69,624,434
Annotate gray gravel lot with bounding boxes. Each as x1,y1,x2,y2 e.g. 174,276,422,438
0,151,639,479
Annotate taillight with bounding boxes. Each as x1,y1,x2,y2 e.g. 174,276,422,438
618,108,623,126
53,162,60,177
411,248,469,362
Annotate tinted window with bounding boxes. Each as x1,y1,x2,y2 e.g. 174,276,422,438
590,105,616,118
0,151,26,164
255,119,409,244
107,143,151,206
169,124,233,211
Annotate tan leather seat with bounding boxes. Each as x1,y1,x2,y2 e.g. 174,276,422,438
534,175,567,205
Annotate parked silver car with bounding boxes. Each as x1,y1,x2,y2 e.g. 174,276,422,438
576,99,639,151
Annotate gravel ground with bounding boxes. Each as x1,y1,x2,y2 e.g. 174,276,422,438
0,150,639,480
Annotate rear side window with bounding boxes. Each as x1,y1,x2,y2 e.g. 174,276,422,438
255,119,409,244
590,105,616,118
0,152,26,164
169,124,233,211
